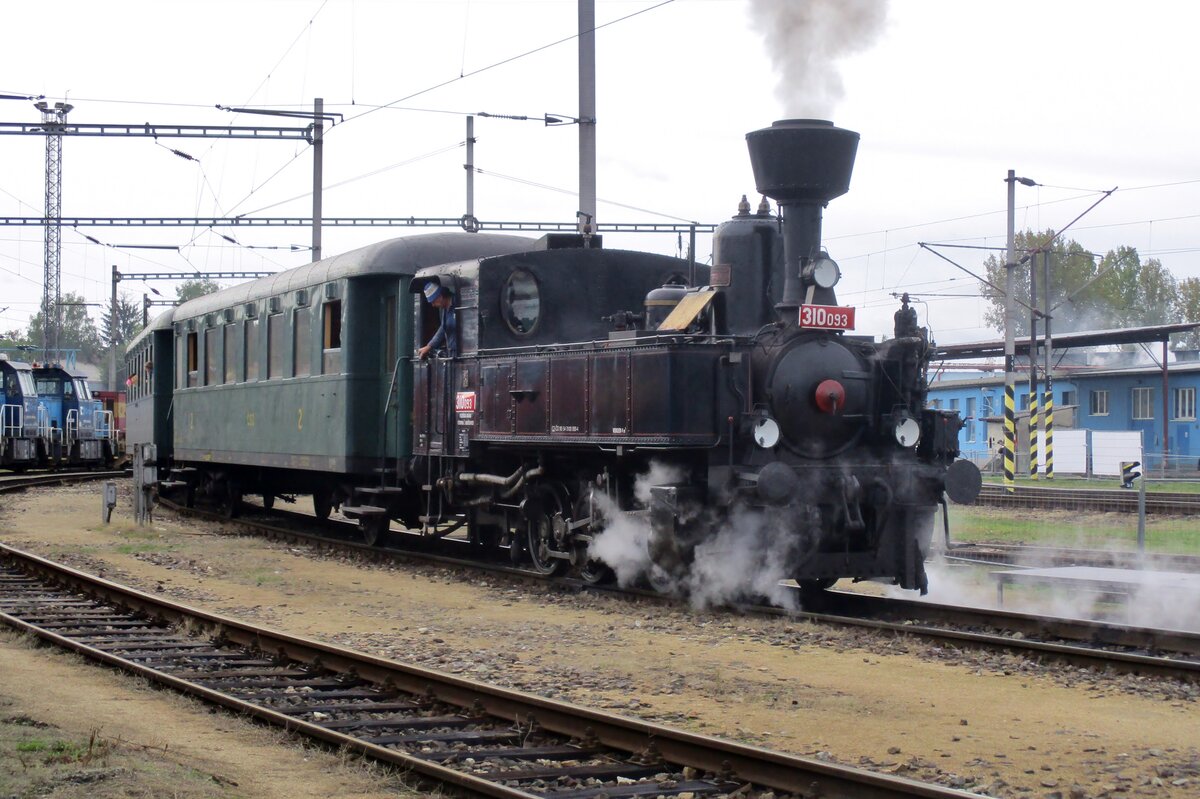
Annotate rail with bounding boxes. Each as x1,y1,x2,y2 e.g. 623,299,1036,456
975,483,1200,514
0,542,978,799
154,494,1200,683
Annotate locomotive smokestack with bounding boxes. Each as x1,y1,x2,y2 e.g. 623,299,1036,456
745,119,858,320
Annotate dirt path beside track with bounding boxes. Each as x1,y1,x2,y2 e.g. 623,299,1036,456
2,481,1198,798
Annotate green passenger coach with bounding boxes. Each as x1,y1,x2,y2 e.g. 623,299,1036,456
126,233,532,517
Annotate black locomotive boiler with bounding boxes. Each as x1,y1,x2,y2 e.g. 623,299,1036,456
132,118,980,601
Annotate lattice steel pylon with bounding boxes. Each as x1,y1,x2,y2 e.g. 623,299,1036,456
35,100,72,358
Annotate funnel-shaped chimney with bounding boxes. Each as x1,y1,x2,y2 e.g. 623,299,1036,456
746,119,859,319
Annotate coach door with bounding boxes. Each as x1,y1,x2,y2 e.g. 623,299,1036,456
412,288,451,457
417,356,454,456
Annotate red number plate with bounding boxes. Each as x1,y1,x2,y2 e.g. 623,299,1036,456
455,391,477,412
798,304,855,330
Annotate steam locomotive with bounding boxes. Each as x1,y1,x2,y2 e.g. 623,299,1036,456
127,119,980,600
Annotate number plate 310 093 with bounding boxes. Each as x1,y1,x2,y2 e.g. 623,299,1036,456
798,304,855,330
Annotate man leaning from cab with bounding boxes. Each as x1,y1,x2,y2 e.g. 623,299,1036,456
417,281,457,359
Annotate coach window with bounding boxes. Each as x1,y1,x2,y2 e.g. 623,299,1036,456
186,330,199,387
322,299,342,374
268,313,284,379
204,327,218,386
223,323,237,384
244,318,260,381
501,269,540,335
294,306,312,378
1090,389,1109,416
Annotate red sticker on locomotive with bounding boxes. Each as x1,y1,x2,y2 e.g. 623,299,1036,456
798,304,855,330
455,392,476,412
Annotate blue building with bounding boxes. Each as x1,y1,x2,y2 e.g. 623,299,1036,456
928,361,1200,472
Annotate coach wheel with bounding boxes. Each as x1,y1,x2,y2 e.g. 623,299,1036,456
221,483,242,520
361,515,388,547
526,487,568,576
312,490,333,520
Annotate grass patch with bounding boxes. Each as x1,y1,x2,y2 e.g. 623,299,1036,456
948,505,1200,555
242,568,285,587
0,715,233,798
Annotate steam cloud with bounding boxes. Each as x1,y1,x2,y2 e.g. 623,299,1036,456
907,552,1200,634
587,461,803,610
747,0,888,118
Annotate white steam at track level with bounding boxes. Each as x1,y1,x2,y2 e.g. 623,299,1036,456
747,0,889,119
587,461,802,611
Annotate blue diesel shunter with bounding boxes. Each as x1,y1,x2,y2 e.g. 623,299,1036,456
31,365,114,467
0,356,42,470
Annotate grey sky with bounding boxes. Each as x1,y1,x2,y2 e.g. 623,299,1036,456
1,0,1196,346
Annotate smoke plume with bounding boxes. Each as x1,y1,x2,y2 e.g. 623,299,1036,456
747,0,888,118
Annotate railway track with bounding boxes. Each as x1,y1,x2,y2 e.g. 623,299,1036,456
161,496,1200,684
804,590,1200,682
0,470,127,493
942,541,1200,572
0,541,979,799
974,482,1200,514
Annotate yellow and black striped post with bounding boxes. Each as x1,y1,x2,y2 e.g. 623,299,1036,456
1043,388,1054,480
1003,383,1016,492
1029,390,1039,479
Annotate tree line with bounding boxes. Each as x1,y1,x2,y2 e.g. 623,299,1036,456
979,229,1200,349
0,279,221,366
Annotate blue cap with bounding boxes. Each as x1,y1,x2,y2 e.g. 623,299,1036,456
423,282,443,302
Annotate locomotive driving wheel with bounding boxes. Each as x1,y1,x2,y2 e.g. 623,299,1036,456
525,484,569,576
573,486,614,585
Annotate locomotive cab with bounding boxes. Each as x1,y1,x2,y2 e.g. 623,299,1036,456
0,357,41,469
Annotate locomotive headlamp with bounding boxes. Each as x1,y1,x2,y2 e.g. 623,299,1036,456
753,417,781,448
893,413,921,448
804,255,841,290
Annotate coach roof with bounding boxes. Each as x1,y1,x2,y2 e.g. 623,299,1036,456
173,233,535,322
